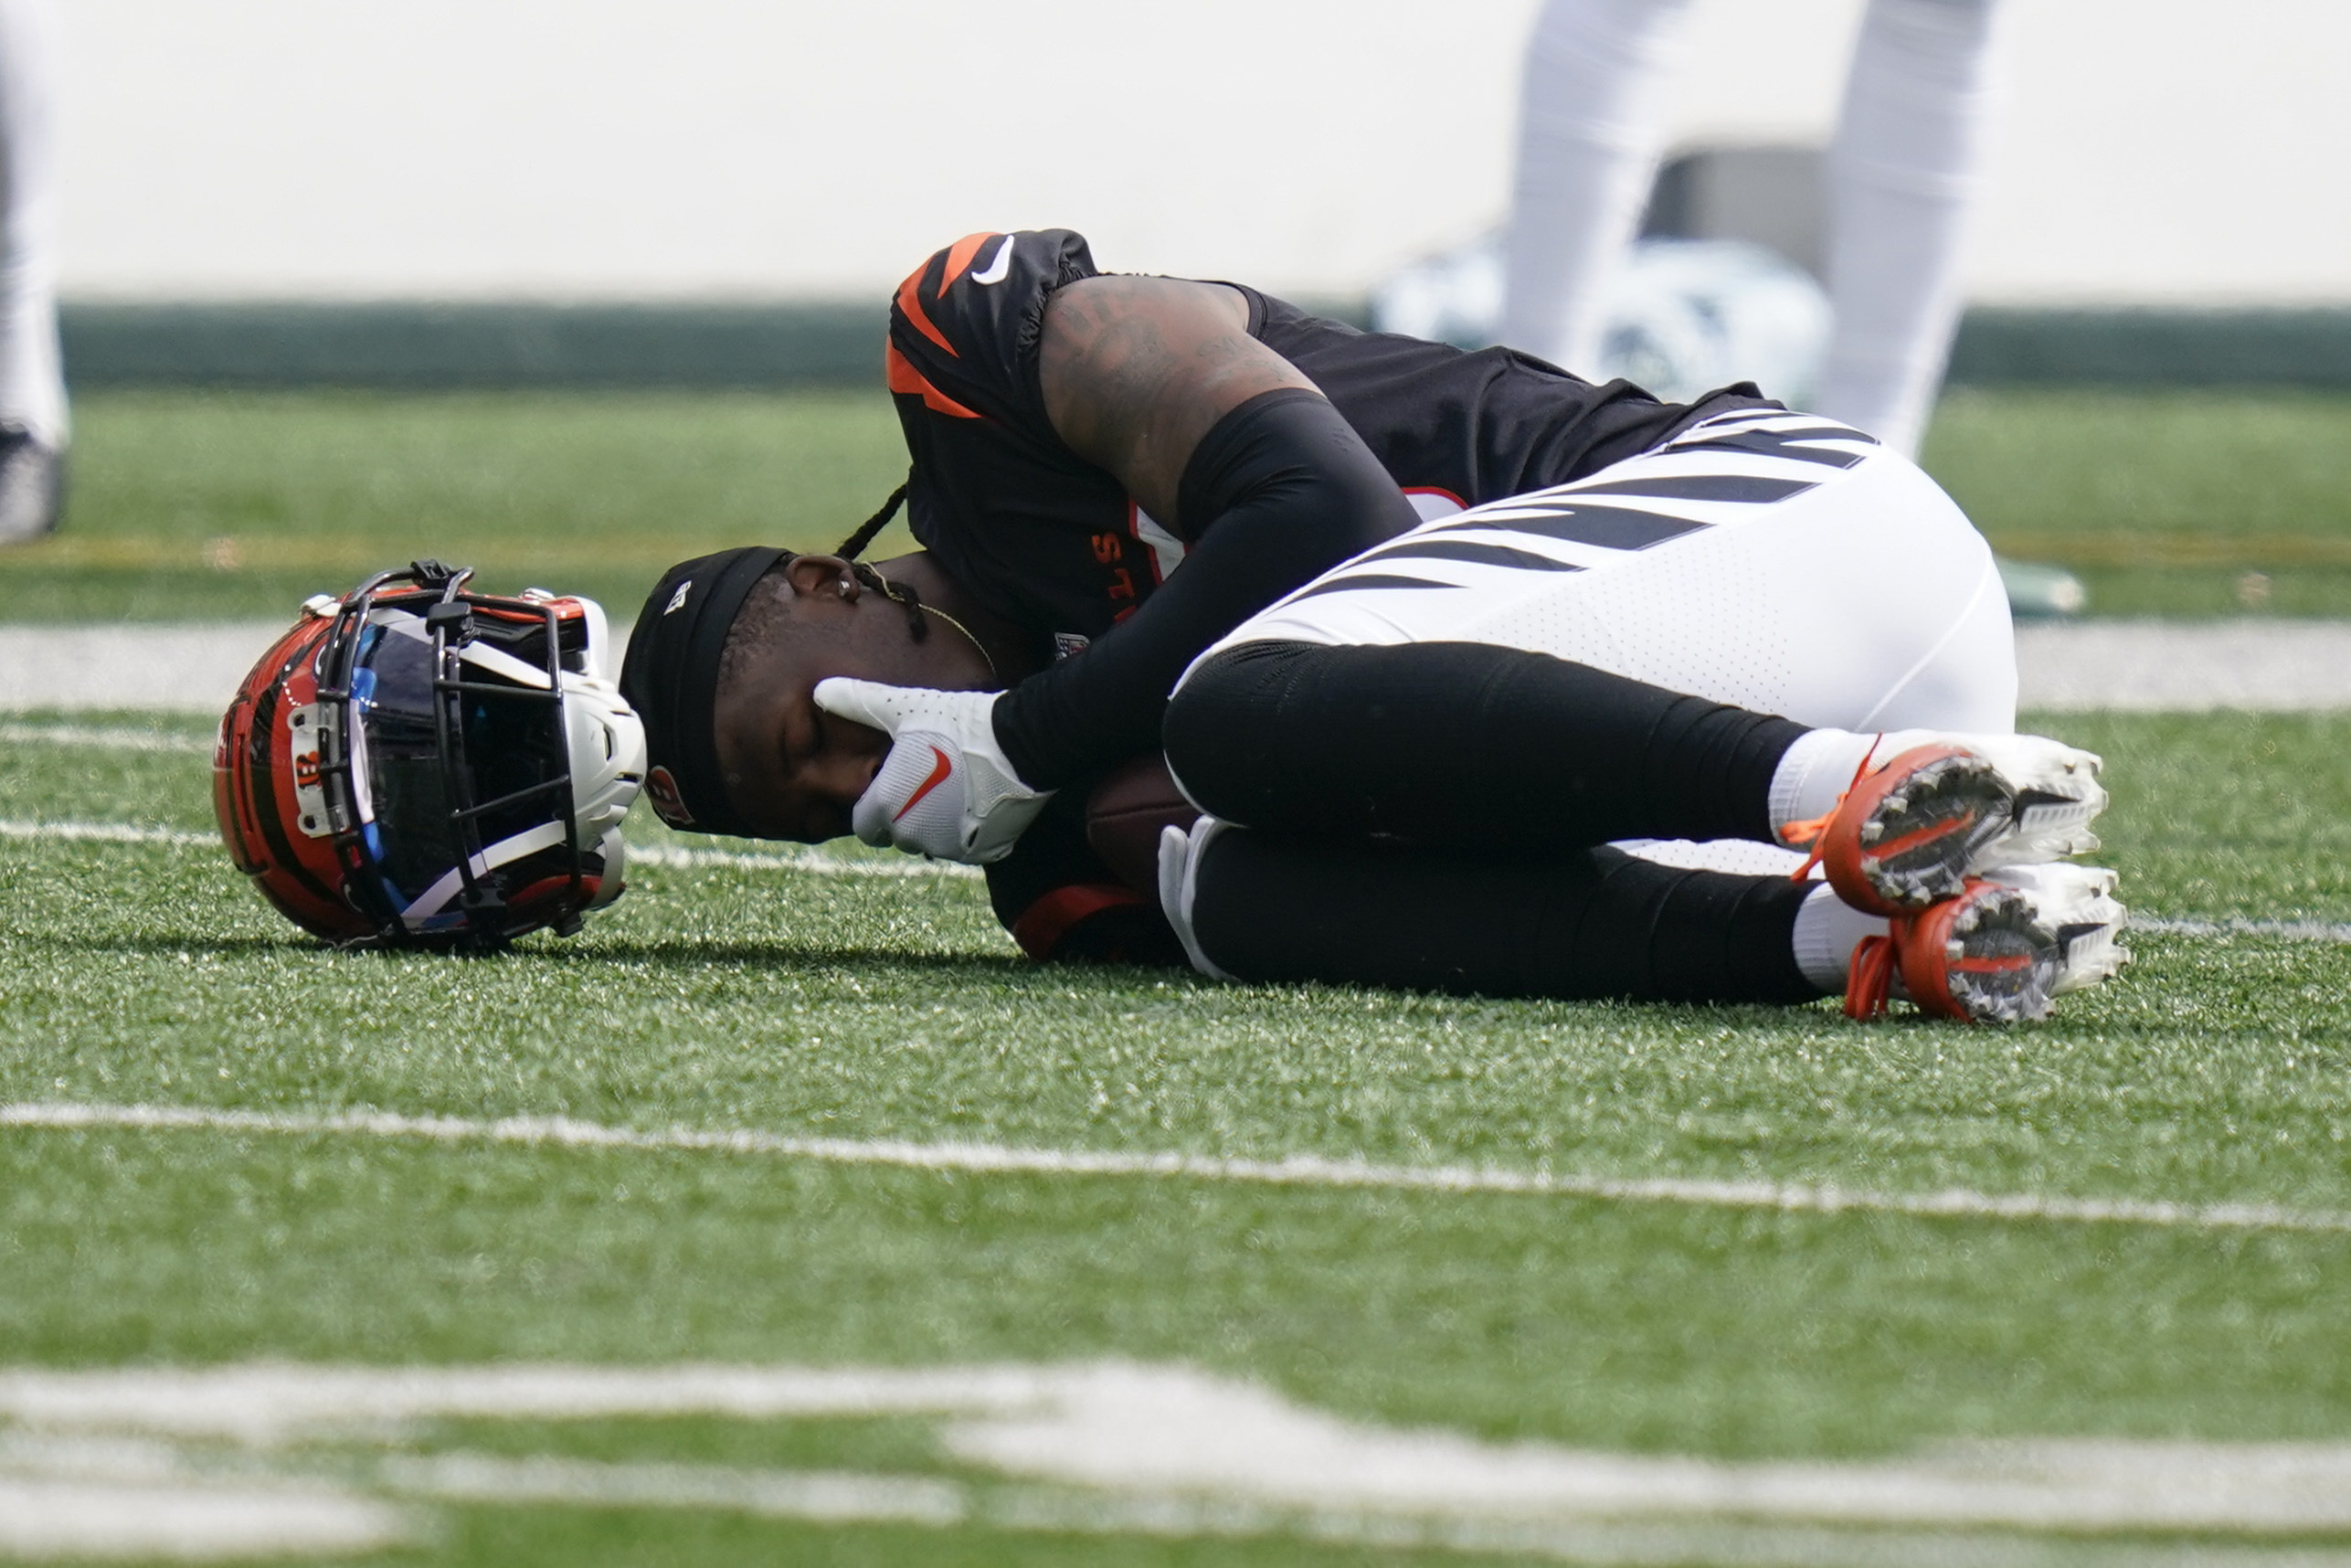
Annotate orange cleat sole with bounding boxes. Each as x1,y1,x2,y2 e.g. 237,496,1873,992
1821,745,2019,916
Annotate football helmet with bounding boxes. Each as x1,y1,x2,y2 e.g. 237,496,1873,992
215,560,647,948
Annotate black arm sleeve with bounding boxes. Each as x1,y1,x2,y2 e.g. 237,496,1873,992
990,388,1421,790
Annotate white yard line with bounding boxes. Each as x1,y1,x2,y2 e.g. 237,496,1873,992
0,1429,409,1563
5,818,2346,916
5,1100,2347,1237
2015,620,2351,712
0,818,977,879
2133,915,2351,943
628,843,981,880
10,1446,2344,1568
371,1451,2351,1567
9,1363,2351,1558
0,622,290,715
0,721,215,754
9,619,2351,714
0,1477,408,1561
0,819,215,848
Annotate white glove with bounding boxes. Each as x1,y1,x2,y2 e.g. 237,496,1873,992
812,677,1054,864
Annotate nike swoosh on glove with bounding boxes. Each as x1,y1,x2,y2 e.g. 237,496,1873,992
812,678,1054,863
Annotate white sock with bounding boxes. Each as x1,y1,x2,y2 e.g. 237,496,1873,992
1766,726,1954,840
1811,0,2007,459
1792,883,1889,993
0,0,65,449
1498,0,1694,374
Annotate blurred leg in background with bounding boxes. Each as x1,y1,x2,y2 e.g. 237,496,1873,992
1498,0,1694,376
1503,0,2003,453
1502,0,2080,612
0,0,65,545
1813,0,2005,460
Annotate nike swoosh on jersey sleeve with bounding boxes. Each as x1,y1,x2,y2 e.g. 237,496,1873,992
887,229,1101,429
972,233,1016,284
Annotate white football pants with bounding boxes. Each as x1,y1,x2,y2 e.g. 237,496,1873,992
1498,0,2007,458
0,0,62,448
1191,408,2016,737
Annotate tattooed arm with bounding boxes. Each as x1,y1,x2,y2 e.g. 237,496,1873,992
984,275,1421,789
1038,276,1318,531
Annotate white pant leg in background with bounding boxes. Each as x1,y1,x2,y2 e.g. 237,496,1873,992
1197,410,2015,736
1500,0,2006,460
0,0,63,449
1814,0,2007,458
1498,0,1693,376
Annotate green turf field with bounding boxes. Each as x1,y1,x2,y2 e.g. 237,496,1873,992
3,386,2348,621
5,707,2349,1564
0,390,918,623
5,387,2349,1563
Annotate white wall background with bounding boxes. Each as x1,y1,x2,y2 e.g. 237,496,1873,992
56,0,2351,305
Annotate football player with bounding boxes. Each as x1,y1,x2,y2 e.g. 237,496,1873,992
0,0,65,544
620,228,2124,1022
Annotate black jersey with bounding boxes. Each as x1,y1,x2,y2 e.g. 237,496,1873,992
886,227,1775,660
885,227,1777,964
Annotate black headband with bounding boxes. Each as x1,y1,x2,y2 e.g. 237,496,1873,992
619,546,788,837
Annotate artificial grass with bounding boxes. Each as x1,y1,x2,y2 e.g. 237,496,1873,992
9,381,2350,1565
0,389,916,622
408,1510,1545,1568
1922,387,2351,617
5,708,2348,1563
5,387,2349,621
9,1128,2350,1460
5,710,2349,1204
5,709,2351,1568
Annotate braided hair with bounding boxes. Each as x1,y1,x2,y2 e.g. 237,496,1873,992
832,477,924,641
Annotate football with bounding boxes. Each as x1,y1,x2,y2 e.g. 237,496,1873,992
1085,753,1202,895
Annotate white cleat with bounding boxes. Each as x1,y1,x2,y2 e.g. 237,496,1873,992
1846,862,2129,1024
1155,817,1235,981
1989,862,2131,998
1804,733,2109,916
0,428,62,546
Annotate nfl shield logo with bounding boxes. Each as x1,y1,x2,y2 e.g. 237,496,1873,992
644,765,694,827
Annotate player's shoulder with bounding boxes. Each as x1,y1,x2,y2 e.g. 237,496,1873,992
888,229,1101,418
896,228,1098,314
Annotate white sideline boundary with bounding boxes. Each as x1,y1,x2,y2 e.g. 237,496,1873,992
5,1100,2349,1237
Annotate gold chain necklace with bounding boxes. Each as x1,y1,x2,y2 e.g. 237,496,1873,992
867,568,1000,683
919,602,999,682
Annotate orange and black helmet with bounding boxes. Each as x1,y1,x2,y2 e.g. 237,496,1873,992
215,560,646,948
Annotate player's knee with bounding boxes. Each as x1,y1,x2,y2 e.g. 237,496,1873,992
1160,650,1244,819
1161,641,1302,823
